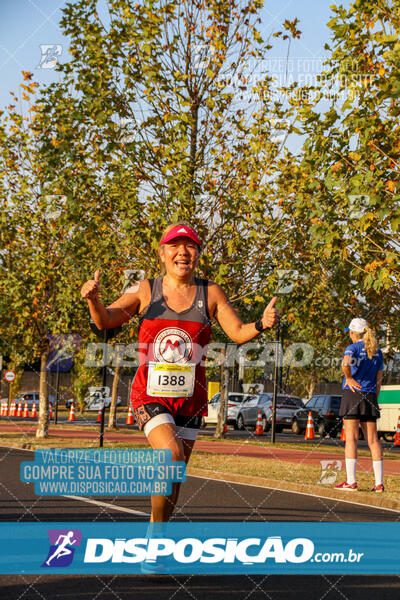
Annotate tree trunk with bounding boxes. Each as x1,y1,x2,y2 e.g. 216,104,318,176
215,349,228,439
36,348,50,439
306,377,316,399
108,365,121,429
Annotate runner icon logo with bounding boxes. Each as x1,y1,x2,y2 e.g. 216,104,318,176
318,460,342,485
153,328,193,363
42,529,82,567
37,45,62,69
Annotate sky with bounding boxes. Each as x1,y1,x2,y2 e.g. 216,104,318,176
0,0,352,111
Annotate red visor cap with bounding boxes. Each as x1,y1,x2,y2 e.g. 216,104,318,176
160,225,201,248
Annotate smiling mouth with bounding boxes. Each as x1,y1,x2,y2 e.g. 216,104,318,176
175,261,190,266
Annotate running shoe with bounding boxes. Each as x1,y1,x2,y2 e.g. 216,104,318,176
371,484,384,493
334,481,358,491
140,560,168,575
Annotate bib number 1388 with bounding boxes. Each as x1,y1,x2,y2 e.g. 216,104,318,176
147,362,195,398
158,374,186,386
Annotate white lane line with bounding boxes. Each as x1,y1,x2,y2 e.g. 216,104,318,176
188,475,400,514
65,495,150,517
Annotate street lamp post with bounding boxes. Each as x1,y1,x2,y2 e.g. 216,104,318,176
89,319,122,448
271,321,281,444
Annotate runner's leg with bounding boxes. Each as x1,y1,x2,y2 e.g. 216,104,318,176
360,421,382,461
344,419,359,484
344,419,359,459
165,438,196,516
146,422,184,522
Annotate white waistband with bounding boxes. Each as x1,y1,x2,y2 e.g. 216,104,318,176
143,413,199,440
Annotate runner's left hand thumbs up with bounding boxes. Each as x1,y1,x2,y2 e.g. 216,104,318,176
262,297,279,328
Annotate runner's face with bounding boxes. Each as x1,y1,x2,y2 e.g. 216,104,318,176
159,237,199,277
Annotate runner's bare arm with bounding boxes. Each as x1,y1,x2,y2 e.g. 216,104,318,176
342,355,362,392
81,271,149,330
208,282,279,344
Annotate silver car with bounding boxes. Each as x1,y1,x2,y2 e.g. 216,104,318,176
203,392,257,427
14,391,55,409
236,393,303,432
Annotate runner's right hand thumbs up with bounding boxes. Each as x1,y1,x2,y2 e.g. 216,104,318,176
80,270,101,301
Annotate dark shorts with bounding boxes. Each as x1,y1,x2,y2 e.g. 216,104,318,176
133,403,202,431
340,389,380,421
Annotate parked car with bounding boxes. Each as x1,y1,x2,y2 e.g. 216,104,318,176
14,391,55,408
291,394,342,437
85,389,121,412
66,389,122,411
202,393,257,427
236,393,303,432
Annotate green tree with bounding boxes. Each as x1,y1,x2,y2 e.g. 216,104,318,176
275,0,400,346
29,0,302,428
0,75,140,438
35,0,298,298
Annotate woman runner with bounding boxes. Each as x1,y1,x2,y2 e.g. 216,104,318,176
335,318,385,492
81,222,279,521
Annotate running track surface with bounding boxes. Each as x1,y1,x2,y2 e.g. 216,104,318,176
0,447,399,599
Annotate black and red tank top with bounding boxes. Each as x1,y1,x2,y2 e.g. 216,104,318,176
130,277,212,417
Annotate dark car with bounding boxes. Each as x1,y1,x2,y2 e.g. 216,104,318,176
291,394,342,437
236,393,303,432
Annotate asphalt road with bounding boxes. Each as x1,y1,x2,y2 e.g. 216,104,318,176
1,573,399,600
1,447,398,522
0,447,399,599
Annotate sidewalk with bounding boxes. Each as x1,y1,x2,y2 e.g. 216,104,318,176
1,423,399,476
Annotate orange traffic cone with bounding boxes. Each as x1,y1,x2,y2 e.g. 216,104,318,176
97,407,102,423
305,411,315,440
49,403,53,420
68,402,75,422
30,402,37,419
394,414,400,447
126,405,134,425
3,402,8,417
255,410,264,435
23,403,29,418
340,423,346,441
17,402,22,417
0,402,4,416
10,401,16,417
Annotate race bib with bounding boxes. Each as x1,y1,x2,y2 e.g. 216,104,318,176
146,362,195,398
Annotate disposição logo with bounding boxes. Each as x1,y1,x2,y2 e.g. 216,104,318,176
42,529,82,568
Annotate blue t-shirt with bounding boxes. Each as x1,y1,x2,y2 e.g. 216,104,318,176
342,340,384,393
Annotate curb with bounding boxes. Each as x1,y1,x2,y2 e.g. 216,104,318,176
187,467,400,513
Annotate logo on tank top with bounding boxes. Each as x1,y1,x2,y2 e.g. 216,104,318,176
153,327,193,363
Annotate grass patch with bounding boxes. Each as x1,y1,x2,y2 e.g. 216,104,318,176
197,433,400,460
189,451,400,502
2,431,398,507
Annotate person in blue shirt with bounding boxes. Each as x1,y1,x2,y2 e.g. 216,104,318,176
335,318,384,493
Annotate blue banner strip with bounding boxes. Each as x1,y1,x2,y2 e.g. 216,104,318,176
0,522,399,574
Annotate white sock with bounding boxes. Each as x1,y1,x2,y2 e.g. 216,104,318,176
372,460,383,486
345,458,357,484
